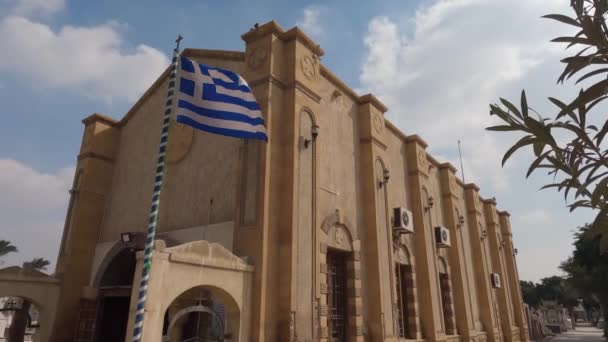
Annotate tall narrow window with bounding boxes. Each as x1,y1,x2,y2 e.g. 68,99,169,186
396,264,414,338
327,250,348,342
439,272,455,335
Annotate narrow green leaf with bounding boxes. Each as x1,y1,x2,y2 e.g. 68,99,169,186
542,14,581,27
551,36,592,45
575,67,608,84
540,183,561,190
502,135,535,166
532,142,544,157
486,125,521,132
521,90,529,118
568,200,589,211
590,178,608,207
596,119,608,145
558,79,608,119
586,95,608,113
526,151,550,178
548,97,578,123
500,98,522,120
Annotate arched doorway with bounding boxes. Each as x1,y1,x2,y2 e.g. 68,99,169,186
394,244,418,339
163,286,239,342
0,296,41,342
437,257,456,335
95,247,136,342
318,216,363,342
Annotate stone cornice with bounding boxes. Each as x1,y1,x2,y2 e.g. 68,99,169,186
482,198,497,205
249,74,287,89
77,152,115,163
241,20,325,57
359,137,387,150
82,113,119,127
404,134,429,148
439,162,457,173
320,65,359,101
118,65,171,127
464,183,480,192
288,80,321,103
358,93,388,113
182,48,245,61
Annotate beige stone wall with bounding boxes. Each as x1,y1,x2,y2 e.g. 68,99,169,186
99,56,246,243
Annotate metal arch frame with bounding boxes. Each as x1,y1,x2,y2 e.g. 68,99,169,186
165,305,225,341
0,307,38,328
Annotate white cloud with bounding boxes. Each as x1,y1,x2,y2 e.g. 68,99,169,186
296,5,325,39
10,0,64,17
0,15,169,102
359,0,572,193
0,159,74,271
516,209,552,226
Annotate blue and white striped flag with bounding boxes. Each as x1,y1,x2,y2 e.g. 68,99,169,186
176,56,268,140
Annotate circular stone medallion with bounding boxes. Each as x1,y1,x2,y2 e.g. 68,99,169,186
167,122,194,164
247,47,267,70
300,56,316,80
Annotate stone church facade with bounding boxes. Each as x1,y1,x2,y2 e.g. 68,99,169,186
3,21,529,342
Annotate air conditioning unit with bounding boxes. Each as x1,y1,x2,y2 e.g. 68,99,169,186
393,207,414,234
434,226,451,248
491,273,501,288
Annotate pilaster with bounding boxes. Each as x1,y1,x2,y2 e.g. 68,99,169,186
463,184,500,342
405,135,443,341
358,93,395,341
439,163,475,339
483,199,515,341
241,21,292,342
499,212,529,342
51,113,119,342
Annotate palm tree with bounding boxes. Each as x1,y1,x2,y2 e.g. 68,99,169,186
22,258,50,271
0,240,17,258
7,258,50,342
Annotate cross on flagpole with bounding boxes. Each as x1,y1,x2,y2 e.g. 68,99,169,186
131,35,182,342
175,35,183,51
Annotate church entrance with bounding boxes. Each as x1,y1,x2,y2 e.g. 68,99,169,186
94,248,135,342
97,291,131,341
327,249,348,342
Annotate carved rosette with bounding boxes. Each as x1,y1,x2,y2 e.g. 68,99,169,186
417,150,427,171
373,113,384,134
449,174,458,197
300,55,316,80
247,47,267,70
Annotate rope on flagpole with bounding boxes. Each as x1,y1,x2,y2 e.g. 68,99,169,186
132,35,182,342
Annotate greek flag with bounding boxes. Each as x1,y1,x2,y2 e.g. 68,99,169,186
175,56,268,140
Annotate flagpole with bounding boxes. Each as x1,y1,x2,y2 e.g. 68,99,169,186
132,35,182,342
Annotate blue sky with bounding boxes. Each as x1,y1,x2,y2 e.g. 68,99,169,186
0,0,595,281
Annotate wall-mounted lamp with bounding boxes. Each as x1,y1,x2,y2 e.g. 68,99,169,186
120,232,145,251
120,232,134,243
424,196,435,212
514,248,518,255
457,215,465,229
304,124,320,148
379,169,390,188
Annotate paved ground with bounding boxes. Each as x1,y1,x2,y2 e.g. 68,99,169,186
551,326,605,342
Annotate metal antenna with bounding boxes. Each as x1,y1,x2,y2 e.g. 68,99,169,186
458,140,466,183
